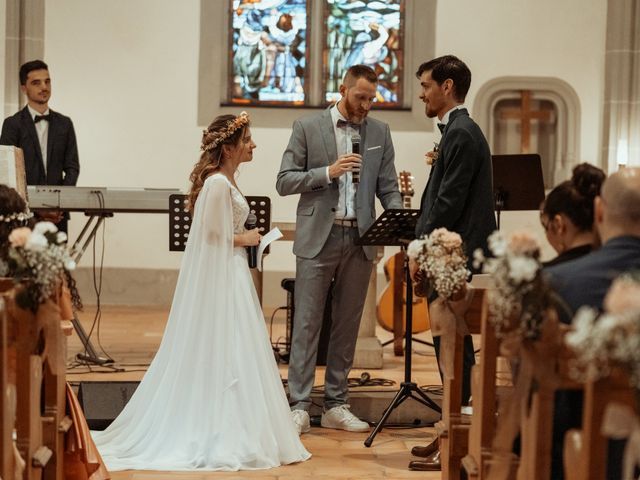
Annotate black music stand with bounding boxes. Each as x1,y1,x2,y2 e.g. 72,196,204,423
356,209,442,447
169,194,272,252
492,154,546,229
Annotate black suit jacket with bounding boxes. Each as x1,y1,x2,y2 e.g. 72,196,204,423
0,106,79,186
415,108,496,271
546,235,640,323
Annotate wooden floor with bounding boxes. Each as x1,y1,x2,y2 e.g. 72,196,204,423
67,306,447,480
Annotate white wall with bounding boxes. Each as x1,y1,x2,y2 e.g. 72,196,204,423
43,0,607,282
437,0,606,169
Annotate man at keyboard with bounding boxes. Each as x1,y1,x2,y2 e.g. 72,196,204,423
1,59,80,232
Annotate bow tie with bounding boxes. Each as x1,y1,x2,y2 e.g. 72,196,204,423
337,119,361,131
34,114,50,123
437,122,446,134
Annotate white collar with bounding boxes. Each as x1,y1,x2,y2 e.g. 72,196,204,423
27,105,50,120
440,104,465,125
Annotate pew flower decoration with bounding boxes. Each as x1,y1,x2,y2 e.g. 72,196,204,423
473,230,552,339
565,272,640,388
1,221,77,312
407,228,469,299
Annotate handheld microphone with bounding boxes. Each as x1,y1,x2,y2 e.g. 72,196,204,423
351,133,361,184
245,213,258,269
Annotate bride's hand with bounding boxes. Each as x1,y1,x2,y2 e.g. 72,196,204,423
238,229,261,247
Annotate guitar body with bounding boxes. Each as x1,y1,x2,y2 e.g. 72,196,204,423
376,171,430,355
377,252,430,335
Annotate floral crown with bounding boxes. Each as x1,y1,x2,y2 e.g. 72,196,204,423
201,111,250,153
0,210,33,223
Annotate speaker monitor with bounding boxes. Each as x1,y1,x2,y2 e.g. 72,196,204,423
77,381,139,430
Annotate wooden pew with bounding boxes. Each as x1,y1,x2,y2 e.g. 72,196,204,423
516,322,581,480
461,295,518,480
1,296,16,480
6,291,71,480
564,368,637,480
436,288,486,480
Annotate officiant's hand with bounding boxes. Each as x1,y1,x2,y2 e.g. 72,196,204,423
329,153,362,179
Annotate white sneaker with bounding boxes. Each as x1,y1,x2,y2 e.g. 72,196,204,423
321,405,370,432
291,409,310,435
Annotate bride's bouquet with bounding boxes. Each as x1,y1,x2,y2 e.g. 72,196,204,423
407,228,469,300
0,221,79,312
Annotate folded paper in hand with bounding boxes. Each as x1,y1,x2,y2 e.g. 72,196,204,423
257,227,283,272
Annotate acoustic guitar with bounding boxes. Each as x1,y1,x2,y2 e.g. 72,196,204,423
376,171,430,355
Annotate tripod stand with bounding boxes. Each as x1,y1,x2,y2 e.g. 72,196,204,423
356,209,441,447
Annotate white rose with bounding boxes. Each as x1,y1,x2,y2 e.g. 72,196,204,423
406,239,425,261
64,259,76,271
507,256,538,283
488,231,506,257
25,231,49,251
34,221,58,235
56,232,68,243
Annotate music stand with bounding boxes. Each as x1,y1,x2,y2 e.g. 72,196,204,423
492,154,545,229
356,209,442,447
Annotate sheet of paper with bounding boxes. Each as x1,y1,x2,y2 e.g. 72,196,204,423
257,227,283,272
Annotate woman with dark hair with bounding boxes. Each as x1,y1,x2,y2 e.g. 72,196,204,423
92,112,310,472
540,163,606,267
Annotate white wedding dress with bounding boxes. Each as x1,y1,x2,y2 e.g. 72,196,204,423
92,173,310,471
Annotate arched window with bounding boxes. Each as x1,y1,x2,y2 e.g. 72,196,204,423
473,77,581,188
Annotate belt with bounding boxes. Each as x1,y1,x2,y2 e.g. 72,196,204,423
334,218,357,227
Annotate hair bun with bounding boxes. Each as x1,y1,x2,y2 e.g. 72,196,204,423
571,163,606,199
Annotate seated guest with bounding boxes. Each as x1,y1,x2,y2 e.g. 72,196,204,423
540,163,605,267
547,167,640,317
547,167,640,480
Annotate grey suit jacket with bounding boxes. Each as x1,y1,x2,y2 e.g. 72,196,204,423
0,106,79,186
276,107,402,261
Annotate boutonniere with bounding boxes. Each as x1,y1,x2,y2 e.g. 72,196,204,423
426,142,439,166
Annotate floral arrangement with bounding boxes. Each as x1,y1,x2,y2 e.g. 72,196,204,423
201,111,250,152
407,227,469,300
0,221,78,312
425,142,439,166
565,272,640,388
473,230,552,339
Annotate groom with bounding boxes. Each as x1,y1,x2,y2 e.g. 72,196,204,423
277,64,402,434
409,55,496,471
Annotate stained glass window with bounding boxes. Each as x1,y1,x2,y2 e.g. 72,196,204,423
323,0,404,107
229,0,309,105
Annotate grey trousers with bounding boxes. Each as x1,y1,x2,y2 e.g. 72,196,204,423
288,224,373,411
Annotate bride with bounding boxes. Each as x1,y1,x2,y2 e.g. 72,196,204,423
92,112,311,471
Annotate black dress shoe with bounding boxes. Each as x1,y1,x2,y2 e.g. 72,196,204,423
411,437,439,458
408,449,441,471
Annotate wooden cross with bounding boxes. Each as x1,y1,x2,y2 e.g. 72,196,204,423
500,90,552,153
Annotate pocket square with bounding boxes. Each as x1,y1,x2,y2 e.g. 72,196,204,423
367,145,382,151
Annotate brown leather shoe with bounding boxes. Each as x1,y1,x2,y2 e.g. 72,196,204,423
410,437,439,458
408,449,441,471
